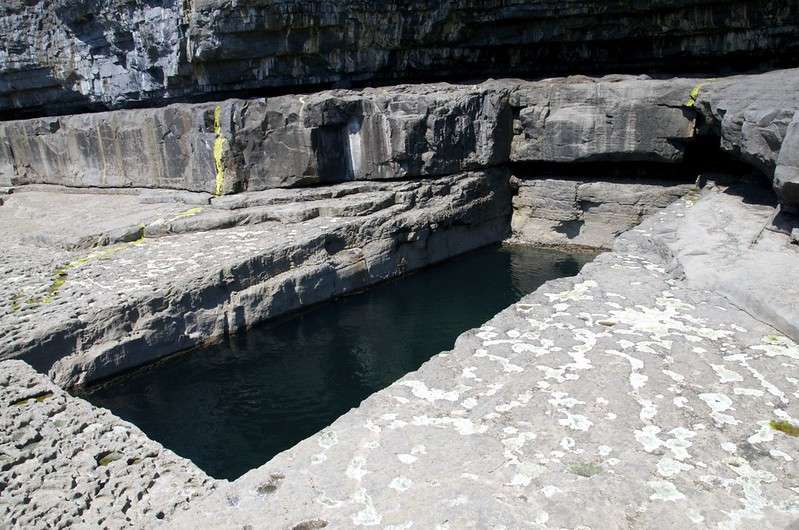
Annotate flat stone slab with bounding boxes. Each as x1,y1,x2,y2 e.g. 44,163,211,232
0,360,218,529
0,190,196,250
171,191,799,529
0,171,511,386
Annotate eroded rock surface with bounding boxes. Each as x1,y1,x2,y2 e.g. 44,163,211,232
167,188,799,529
694,69,799,212
0,170,511,386
0,360,218,529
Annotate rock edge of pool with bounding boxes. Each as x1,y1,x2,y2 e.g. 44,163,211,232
2,66,799,529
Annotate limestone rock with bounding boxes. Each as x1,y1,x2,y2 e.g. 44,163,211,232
0,104,219,193
0,170,511,386
510,176,694,249
774,114,799,213
694,69,799,212
0,84,512,192
223,84,512,190
509,76,697,163
166,186,799,529
2,0,798,117
0,360,218,529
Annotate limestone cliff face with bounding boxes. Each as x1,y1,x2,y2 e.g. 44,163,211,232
2,0,798,118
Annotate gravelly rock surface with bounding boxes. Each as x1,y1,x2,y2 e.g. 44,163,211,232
0,360,218,529
0,170,511,386
169,187,799,529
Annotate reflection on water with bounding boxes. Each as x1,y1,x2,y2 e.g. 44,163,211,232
82,244,594,480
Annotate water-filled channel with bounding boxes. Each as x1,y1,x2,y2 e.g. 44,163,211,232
81,244,594,480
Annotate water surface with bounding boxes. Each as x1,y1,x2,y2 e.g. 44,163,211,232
82,244,594,479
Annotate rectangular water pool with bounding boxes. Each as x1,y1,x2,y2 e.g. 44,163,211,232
80,244,594,480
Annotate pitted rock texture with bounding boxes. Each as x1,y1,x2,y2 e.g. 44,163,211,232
2,0,798,117
167,188,799,529
0,170,511,386
0,360,217,529
510,176,695,249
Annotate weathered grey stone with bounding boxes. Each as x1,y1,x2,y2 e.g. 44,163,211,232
2,0,798,117
0,360,218,529
167,186,799,529
510,176,694,249
223,84,512,190
139,189,213,205
694,69,799,212
774,114,799,213
510,76,697,163
0,104,219,193
646,180,799,347
1,191,192,250
0,169,511,386
0,84,512,192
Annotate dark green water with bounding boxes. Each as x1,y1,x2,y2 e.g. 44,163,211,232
82,245,593,480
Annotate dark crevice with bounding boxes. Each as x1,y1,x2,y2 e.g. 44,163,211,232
510,132,761,186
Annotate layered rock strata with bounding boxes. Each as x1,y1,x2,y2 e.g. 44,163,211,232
0,170,511,386
2,0,798,117
0,360,218,528
167,185,799,529
4,70,799,384
0,83,512,193
3,70,798,211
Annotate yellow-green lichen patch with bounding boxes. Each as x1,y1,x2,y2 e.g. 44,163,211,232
25,237,148,307
96,451,124,466
10,292,23,312
568,462,603,477
174,207,203,219
213,105,227,196
770,419,799,437
10,391,54,406
686,83,703,107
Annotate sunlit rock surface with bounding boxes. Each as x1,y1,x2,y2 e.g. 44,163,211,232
510,177,695,249
0,360,218,528
0,170,511,386
167,185,799,529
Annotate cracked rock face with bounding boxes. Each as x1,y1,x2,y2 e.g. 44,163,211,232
0,360,218,529
2,0,798,117
694,69,799,213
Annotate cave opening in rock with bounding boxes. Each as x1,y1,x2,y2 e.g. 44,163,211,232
78,244,595,480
